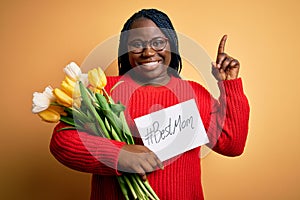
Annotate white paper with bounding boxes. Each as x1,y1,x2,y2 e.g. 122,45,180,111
134,99,209,161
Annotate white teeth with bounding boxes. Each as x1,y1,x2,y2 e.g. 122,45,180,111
141,61,158,67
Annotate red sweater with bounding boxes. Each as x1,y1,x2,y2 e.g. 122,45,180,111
50,75,250,200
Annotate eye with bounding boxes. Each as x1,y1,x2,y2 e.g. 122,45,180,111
129,40,144,48
151,38,166,48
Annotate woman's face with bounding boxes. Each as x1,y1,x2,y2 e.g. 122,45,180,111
127,18,171,85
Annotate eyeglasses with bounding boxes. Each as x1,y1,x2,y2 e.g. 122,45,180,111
128,37,168,54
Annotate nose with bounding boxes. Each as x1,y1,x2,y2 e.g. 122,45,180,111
142,46,156,57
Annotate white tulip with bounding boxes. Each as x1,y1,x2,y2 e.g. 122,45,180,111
63,62,82,81
32,86,55,114
43,86,55,101
79,73,89,87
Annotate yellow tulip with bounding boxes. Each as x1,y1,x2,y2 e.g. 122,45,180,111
48,105,67,116
61,76,76,97
88,85,103,95
65,76,76,86
53,88,73,107
73,97,81,108
73,82,81,98
72,84,81,108
38,109,60,123
88,67,107,91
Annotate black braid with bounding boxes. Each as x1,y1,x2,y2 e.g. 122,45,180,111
118,9,182,77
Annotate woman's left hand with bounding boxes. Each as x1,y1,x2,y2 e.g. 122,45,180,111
212,35,240,81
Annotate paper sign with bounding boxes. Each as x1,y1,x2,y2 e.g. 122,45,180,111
134,99,209,161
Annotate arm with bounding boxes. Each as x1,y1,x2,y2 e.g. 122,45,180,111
206,78,250,156
50,122,126,175
207,35,250,156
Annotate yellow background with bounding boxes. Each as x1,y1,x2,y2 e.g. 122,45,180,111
1,0,299,199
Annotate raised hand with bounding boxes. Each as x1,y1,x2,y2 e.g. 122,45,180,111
117,144,164,181
212,35,240,81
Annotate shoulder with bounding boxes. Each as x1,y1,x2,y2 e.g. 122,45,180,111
107,76,121,83
175,77,210,95
169,76,212,102
186,79,208,91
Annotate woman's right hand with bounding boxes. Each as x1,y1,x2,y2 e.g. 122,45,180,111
117,144,164,181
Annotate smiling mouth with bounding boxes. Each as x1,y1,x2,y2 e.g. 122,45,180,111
141,61,159,66
138,61,160,70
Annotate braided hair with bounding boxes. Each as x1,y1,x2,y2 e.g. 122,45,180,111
118,9,182,77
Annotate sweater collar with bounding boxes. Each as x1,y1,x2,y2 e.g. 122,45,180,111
121,74,179,91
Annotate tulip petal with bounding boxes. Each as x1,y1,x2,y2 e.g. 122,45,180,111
88,67,107,91
64,62,82,81
65,76,76,87
88,68,98,88
49,105,67,116
97,67,107,88
53,88,73,107
32,92,50,113
79,73,89,87
61,80,74,97
44,86,55,101
38,109,60,123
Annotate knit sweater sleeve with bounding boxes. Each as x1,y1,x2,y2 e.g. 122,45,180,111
201,78,250,156
49,76,126,175
50,123,125,175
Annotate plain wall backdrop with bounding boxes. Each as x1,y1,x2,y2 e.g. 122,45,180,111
1,0,299,199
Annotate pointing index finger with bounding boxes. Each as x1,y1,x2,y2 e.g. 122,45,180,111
218,35,227,54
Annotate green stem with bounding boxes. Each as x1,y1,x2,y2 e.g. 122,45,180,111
110,123,122,142
79,83,159,200
120,111,134,144
104,117,111,132
95,92,125,140
130,175,146,200
106,112,126,141
134,174,156,200
117,176,130,200
123,175,138,199
79,82,110,139
143,180,160,200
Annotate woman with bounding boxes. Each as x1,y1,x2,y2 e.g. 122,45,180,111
50,9,250,200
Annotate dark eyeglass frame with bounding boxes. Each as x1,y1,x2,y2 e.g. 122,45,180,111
127,37,169,54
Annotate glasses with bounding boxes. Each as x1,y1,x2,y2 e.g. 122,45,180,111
128,37,168,54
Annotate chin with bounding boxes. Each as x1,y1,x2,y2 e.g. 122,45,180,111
136,68,162,79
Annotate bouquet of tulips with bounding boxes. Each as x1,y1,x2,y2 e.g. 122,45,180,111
32,62,160,200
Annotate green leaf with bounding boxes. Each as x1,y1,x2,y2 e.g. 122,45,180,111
57,126,76,132
120,111,134,144
64,107,73,115
95,93,110,110
60,116,75,126
79,81,111,139
110,102,125,116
